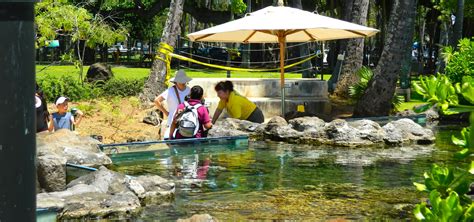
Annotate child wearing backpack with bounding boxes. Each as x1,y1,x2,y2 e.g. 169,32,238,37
169,86,212,139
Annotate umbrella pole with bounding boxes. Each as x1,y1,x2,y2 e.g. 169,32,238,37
279,35,286,116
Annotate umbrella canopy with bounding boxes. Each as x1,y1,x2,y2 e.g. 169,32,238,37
187,6,379,115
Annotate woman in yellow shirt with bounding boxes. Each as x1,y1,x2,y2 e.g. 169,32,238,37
211,81,264,124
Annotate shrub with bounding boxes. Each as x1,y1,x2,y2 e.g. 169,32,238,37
99,77,146,97
443,38,474,84
37,74,145,102
37,74,98,102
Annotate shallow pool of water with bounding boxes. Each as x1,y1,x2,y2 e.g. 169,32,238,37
110,125,467,221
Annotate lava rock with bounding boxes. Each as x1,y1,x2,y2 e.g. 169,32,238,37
85,63,113,84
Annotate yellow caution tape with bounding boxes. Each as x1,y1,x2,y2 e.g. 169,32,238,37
155,42,318,81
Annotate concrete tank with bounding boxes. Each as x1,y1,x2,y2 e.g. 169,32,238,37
188,78,330,119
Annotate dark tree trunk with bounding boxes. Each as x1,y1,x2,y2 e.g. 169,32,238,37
451,0,464,48
140,0,184,105
435,20,449,74
292,0,313,78
333,0,369,98
353,0,417,117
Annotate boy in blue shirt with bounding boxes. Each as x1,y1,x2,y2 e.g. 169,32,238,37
48,97,84,131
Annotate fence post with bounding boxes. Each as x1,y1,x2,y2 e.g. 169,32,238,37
0,1,37,221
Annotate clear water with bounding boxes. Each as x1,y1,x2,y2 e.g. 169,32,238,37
109,125,467,221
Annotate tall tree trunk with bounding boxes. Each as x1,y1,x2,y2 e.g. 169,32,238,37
353,0,417,117
435,20,449,74
292,0,313,78
451,0,464,48
333,0,369,98
140,0,185,105
418,10,426,75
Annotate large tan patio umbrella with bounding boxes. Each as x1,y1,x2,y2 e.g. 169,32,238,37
188,6,379,115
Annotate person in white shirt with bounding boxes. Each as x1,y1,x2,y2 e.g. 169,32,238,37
154,70,192,139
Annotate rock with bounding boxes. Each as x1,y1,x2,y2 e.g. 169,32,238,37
425,107,440,120
37,154,67,192
266,116,288,129
61,191,140,219
36,193,65,210
37,129,100,154
37,167,175,219
322,119,369,146
37,129,112,167
208,118,260,137
349,120,386,143
382,118,435,145
289,116,325,132
131,175,175,204
143,110,161,126
85,63,113,84
177,214,219,222
67,166,129,194
263,116,302,140
62,147,112,167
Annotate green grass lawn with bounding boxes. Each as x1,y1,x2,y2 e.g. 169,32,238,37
36,65,331,80
398,99,425,111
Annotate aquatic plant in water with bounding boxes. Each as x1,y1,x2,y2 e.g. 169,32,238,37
413,76,474,221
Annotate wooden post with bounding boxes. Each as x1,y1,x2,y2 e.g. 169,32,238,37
279,32,286,116
0,1,37,221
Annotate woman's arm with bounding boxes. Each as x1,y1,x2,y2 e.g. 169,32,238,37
169,120,177,139
154,96,169,116
169,108,183,139
211,108,223,124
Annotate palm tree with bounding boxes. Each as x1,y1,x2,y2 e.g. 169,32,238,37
140,0,185,105
333,0,370,98
353,0,417,117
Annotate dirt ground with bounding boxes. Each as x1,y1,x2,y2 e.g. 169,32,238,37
48,97,162,144
45,96,354,144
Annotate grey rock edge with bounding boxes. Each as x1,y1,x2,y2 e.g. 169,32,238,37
37,166,175,219
208,117,435,147
36,130,175,219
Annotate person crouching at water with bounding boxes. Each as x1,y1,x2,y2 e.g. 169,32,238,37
169,85,212,139
154,70,192,140
48,96,84,132
211,81,264,124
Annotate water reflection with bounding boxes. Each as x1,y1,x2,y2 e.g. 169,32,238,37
110,125,465,220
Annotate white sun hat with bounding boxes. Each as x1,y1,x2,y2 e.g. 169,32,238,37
169,70,192,83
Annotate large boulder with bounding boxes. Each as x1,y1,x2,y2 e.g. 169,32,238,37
37,129,112,166
37,154,67,192
208,118,260,137
37,167,175,219
85,63,113,84
321,119,372,147
263,116,302,140
66,166,129,194
382,118,435,145
61,192,140,219
289,116,325,132
349,119,386,144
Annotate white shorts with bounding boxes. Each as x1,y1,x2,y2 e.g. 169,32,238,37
163,127,170,140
